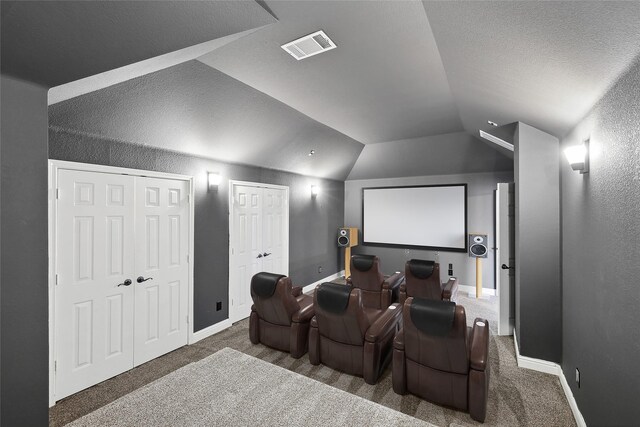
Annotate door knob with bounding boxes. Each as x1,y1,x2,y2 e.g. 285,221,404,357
263,252,272,257
257,254,263,258
118,279,132,287
137,276,153,283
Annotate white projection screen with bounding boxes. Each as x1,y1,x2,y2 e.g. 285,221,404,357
362,185,467,251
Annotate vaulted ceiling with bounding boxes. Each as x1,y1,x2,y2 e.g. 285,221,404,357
4,1,640,180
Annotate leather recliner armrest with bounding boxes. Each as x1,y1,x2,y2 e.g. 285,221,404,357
383,272,404,291
292,286,303,298
292,296,315,323
469,317,490,371
441,278,458,301
365,303,402,343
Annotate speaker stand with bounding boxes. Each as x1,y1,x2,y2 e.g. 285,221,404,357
475,257,482,299
344,246,352,279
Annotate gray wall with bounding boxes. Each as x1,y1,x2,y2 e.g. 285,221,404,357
49,127,344,331
561,57,640,425
0,75,49,425
514,123,561,363
345,171,514,288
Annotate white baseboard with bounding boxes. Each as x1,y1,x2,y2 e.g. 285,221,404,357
457,284,496,297
302,270,346,294
513,332,586,427
190,319,232,344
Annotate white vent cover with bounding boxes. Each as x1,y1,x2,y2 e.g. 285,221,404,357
281,30,336,60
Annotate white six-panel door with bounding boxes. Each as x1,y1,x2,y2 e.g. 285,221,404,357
134,177,189,365
230,183,288,322
55,168,190,400
231,185,263,322
56,170,136,399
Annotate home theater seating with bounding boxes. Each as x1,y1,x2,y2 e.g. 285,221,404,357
347,254,404,308
308,283,401,384
249,255,490,421
400,259,459,303
249,272,315,359
393,297,490,422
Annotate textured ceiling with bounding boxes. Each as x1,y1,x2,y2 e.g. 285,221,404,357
47,27,266,105
10,1,640,180
1,1,276,86
347,132,513,180
48,61,363,180
199,0,463,144
423,0,640,139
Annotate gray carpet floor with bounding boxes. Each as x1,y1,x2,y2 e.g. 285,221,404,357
68,347,435,427
50,292,577,427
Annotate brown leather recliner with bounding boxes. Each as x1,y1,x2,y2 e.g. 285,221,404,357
249,272,314,359
400,259,458,303
347,254,404,309
393,297,490,422
308,282,402,385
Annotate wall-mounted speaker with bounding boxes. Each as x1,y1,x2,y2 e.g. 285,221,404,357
338,227,358,248
469,234,488,258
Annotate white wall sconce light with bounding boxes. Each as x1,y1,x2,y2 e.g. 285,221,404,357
563,139,589,174
311,185,320,197
208,172,221,189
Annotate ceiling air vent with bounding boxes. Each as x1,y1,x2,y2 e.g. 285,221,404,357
281,30,336,60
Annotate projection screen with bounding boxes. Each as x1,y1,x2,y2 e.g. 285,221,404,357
362,185,467,251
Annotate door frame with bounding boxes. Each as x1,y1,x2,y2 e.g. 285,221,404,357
48,160,195,406
228,180,289,323
495,182,515,336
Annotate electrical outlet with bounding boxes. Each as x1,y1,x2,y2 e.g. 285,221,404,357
216,301,222,311
448,263,454,276
575,368,580,388
318,266,323,274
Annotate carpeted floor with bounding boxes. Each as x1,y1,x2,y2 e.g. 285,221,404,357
50,292,577,427
68,348,435,427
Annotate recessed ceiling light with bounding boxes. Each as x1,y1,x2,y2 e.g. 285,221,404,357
487,120,498,127
308,150,315,156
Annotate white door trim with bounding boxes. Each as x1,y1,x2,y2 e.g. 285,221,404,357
48,160,195,406
228,180,289,324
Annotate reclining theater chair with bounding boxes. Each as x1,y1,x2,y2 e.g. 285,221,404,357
393,297,490,422
249,272,314,358
348,254,404,309
309,283,402,384
400,259,458,303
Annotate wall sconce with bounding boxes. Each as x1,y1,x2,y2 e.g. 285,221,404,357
311,185,320,197
208,172,221,188
564,139,589,174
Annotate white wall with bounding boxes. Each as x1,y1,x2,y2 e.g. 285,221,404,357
345,171,513,289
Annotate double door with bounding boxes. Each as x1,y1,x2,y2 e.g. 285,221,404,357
55,169,190,400
230,183,288,322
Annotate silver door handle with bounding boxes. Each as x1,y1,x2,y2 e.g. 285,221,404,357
263,252,271,257
137,276,153,283
501,264,514,270
118,279,132,287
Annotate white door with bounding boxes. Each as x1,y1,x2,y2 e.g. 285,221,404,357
230,183,288,322
261,188,287,273
56,170,136,400
496,182,515,336
55,168,191,400
134,177,190,365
